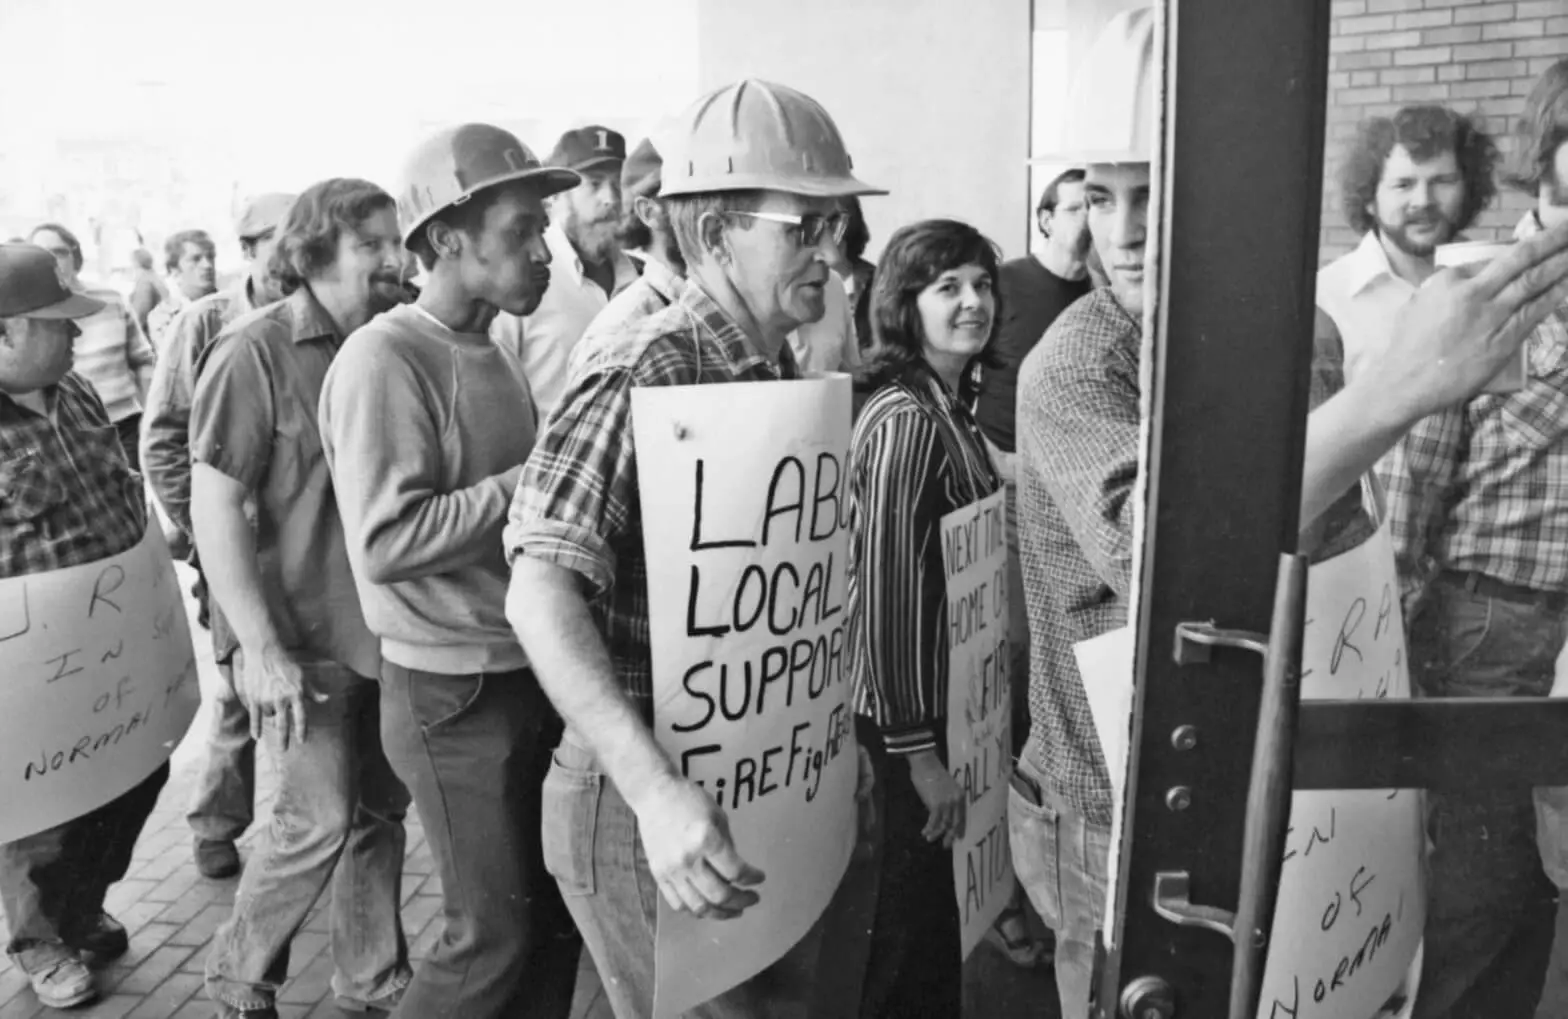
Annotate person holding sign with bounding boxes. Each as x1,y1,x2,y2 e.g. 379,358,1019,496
190,181,413,1019
505,79,884,1018
1011,9,1568,1018
320,124,584,1019
0,243,174,1011
845,219,1004,1017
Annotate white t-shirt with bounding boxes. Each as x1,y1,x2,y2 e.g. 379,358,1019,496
787,272,861,375
1316,231,1418,382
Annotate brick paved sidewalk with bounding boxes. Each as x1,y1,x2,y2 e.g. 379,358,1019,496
0,568,1054,1018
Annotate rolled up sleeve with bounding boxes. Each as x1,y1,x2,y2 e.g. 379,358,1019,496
189,333,274,492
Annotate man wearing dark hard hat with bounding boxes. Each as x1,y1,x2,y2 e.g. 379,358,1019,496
505,79,884,1018
320,123,583,1019
0,244,169,1011
490,124,641,420
140,192,296,883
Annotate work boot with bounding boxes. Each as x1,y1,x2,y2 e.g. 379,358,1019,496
195,837,242,879
336,984,405,1015
66,912,129,965
23,954,97,1009
215,1007,278,1019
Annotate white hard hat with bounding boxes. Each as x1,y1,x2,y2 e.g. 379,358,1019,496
1034,6,1159,165
397,124,581,245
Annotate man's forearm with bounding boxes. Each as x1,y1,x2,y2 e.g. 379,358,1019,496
1300,376,1414,527
506,557,678,808
191,465,280,652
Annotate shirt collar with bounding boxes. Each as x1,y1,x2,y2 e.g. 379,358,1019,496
544,223,585,284
678,282,799,380
640,256,685,304
285,286,341,345
1343,231,1405,297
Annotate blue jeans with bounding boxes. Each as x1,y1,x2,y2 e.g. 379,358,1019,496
379,663,581,1019
541,729,826,1019
187,659,256,844
205,657,411,1011
1007,753,1110,1019
0,762,169,972
1409,576,1564,1019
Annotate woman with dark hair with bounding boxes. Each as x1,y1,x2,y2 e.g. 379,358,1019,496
846,218,1004,1016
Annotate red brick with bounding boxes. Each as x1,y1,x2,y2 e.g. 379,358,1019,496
124,974,204,1019
1453,40,1517,60
1455,2,1518,22
1515,36,1568,56
1534,54,1568,73
1516,0,1568,15
1331,34,1370,52
1332,0,1369,13
1380,65,1438,84
1394,82,1454,100
1394,44,1454,63
1437,63,1468,81
1335,50,1397,69
1363,29,1425,47
1422,23,1484,44
1341,13,1398,32
1395,9,1453,27
1450,79,1515,99
113,945,196,996
1369,0,1425,9
1547,15,1568,30
1467,58,1532,77
1484,18,1548,38
1423,0,1476,6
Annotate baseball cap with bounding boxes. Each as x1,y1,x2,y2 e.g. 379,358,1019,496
548,126,627,174
622,137,663,199
234,193,297,241
0,244,105,319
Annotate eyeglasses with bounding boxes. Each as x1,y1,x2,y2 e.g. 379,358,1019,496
726,210,849,248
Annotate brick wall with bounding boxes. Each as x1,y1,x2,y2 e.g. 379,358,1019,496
1320,0,1568,263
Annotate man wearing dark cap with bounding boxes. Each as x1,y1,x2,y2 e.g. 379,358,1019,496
0,243,171,1010
141,191,296,881
489,124,640,418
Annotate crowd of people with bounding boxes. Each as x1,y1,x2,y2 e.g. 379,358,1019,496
7,6,1568,1019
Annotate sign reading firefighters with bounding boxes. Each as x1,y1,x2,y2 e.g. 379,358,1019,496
634,375,859,1019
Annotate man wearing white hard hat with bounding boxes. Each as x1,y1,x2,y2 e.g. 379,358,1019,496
505,79,883,1017
0,243,171,1012
1010,8,1568,1017
320,124,582,1019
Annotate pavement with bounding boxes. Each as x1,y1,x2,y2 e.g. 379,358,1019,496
0,566,1058,1018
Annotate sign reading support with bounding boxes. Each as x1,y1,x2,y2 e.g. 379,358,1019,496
633,375,859,1019
0,524,200,842
940,489,1015,959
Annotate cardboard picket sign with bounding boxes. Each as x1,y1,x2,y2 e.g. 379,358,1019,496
1078,497,1423,1018
940,489,1015,959
633,374,859,1019
0,523,200,842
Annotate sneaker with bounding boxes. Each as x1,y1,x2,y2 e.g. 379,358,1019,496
25,954,97,1009
66,913,129,965
195,837,242,879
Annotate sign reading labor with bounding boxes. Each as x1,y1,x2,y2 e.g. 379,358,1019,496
0,523,200,842
1258,513,1424,1019
940,489,1015,959
633,375,859,1019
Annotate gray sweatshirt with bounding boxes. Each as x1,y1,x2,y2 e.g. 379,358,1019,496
319,303,537,675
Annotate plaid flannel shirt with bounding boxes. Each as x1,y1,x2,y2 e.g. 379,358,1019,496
0,372,147,578
1378,212,1568,612
1019,290,1371,824
504,281,799,714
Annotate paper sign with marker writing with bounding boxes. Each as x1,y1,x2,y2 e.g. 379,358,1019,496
940,489,1015,959
633,375,859,1019
0,523,200,842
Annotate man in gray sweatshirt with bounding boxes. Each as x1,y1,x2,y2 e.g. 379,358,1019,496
317,124,583,1019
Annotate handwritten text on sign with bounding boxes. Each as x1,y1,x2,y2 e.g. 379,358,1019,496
941,490,1015,959
0,523,200,842
634,375,858,1019
1260,516,1424,1019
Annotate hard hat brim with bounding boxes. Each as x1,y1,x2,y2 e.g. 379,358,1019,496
1028,148,1151,166
659,171,888,199
401,165,584,244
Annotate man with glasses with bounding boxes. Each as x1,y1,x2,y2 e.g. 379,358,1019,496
504,79,883,1019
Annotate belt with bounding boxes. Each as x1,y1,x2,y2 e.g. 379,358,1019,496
1443,570,1568,612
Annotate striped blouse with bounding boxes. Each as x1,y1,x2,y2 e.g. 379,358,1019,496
848,360,1001,755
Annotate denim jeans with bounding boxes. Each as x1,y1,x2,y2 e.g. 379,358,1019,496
187,659,256,844
0,762,169,972
1008,753,1110,1019
1409,576,1564,1019
379,663,581,1019
205,657,411,1011
541,729,826,1019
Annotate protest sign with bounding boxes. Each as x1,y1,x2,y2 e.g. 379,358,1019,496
1078,508,1423,1017
940,489,1014,959
0,523,200,842
633,374,859,1019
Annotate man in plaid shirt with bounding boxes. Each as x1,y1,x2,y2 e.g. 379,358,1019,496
505,80,884,1018
0,243,170,1010
1011,10,1568,1018
1376,60,1568,1019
